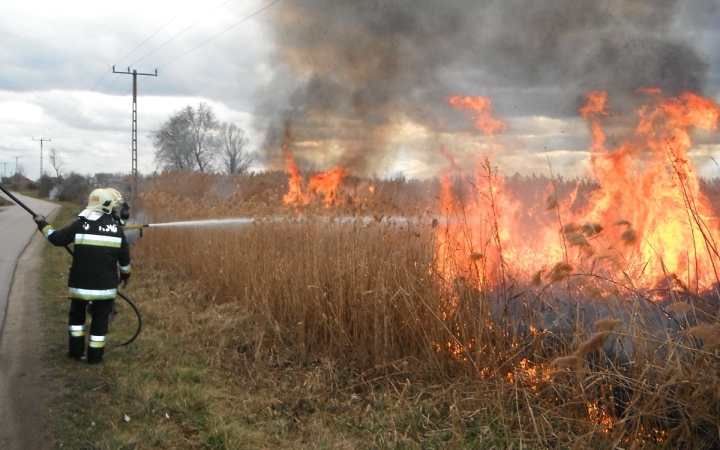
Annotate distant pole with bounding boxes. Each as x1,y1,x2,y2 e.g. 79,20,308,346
1,162,7,178
12,156,22,175
32,137,51,179
112,66,158,207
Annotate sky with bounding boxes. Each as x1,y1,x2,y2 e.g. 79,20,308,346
1,0,719,181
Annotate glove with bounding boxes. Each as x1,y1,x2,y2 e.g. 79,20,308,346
33,215,49,232
120,202,130,221
119,272,130,288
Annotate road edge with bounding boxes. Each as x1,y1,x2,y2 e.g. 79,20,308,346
0,209,59,449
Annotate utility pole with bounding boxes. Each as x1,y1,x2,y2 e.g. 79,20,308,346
112,66,157,207
12,156,22,175
32,137,51,179
1,162,7,178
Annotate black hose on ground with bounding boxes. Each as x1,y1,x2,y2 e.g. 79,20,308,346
0,184,142,346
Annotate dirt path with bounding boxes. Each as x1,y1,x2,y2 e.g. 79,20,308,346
0,195,59,449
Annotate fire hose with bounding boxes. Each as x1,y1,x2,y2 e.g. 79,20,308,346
0,184,142,346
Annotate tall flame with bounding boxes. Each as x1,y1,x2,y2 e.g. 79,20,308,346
282,129,346,207
438,89,720,291
579,89,720,287
282,129,305,205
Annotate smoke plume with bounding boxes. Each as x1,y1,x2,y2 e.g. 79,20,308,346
257,0,714,176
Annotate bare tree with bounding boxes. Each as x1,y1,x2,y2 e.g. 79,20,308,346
16,163,26,176
152,113,194,171
49,147,63,178
218,122,253,174
152,103,220,173
183,103,219,173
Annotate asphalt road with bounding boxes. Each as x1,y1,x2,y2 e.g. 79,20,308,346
0,191,58,330
0,191,59,449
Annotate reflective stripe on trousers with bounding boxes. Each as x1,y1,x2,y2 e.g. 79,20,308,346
89,335,106,348
69,324,85,337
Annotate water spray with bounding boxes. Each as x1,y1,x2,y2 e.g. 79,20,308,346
0,184,142,346
124,218,254,230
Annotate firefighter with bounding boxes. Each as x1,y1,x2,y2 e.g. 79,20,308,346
34,188,131,363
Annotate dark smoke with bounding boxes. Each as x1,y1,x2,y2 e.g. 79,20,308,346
257,0,714,176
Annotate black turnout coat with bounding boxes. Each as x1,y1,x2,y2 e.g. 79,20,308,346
37,214,131,300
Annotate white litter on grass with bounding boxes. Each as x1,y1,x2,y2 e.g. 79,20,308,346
165,412,170,420
124,414,130,423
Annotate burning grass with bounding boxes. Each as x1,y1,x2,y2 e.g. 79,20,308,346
36,172,720,447
128,89,720,446
124,169,720,448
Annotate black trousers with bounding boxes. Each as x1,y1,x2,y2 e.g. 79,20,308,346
68,298,114,336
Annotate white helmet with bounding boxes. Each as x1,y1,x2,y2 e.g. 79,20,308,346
87,188,117,214
105,188,123,204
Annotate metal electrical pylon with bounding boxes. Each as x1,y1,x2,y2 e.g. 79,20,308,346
32,137,51,178
112,66,157,207
11,156,22,175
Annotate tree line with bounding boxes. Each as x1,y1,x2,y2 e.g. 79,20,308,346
151,102,254,174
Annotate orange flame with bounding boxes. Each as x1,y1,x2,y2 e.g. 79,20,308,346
306,166,345,207
282,132,345,207
438,89,720,291
580,90,720,287
448,95,507,135
282,132,304,206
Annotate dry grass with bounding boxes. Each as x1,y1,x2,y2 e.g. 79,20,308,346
49,170,719,449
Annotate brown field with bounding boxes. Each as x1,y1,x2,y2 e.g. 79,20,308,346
122,170,720,449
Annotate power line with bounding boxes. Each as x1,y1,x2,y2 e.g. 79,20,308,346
53,77,154,139
128,0,236,68
32,137,51,178
113,13,184,68
45,1,196,136
49,74,126,137
157,0,282,69
55,0,280,138
43,0,281,167
47,71,113,132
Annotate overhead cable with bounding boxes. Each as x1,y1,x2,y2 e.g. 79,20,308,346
157,0,282,69
128,0,236,67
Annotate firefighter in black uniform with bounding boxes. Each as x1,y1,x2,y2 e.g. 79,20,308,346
34,188,131,363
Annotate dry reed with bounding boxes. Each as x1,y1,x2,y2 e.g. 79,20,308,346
131,171,720,449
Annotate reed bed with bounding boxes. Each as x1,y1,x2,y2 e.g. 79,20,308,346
130,171,720,449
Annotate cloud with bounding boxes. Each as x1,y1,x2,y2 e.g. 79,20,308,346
0,89,263,178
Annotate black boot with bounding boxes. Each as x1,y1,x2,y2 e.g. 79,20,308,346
68,335,85,360
87,346,104,364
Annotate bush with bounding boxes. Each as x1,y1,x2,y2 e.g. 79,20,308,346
56,173,91,205
37,175,55,198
